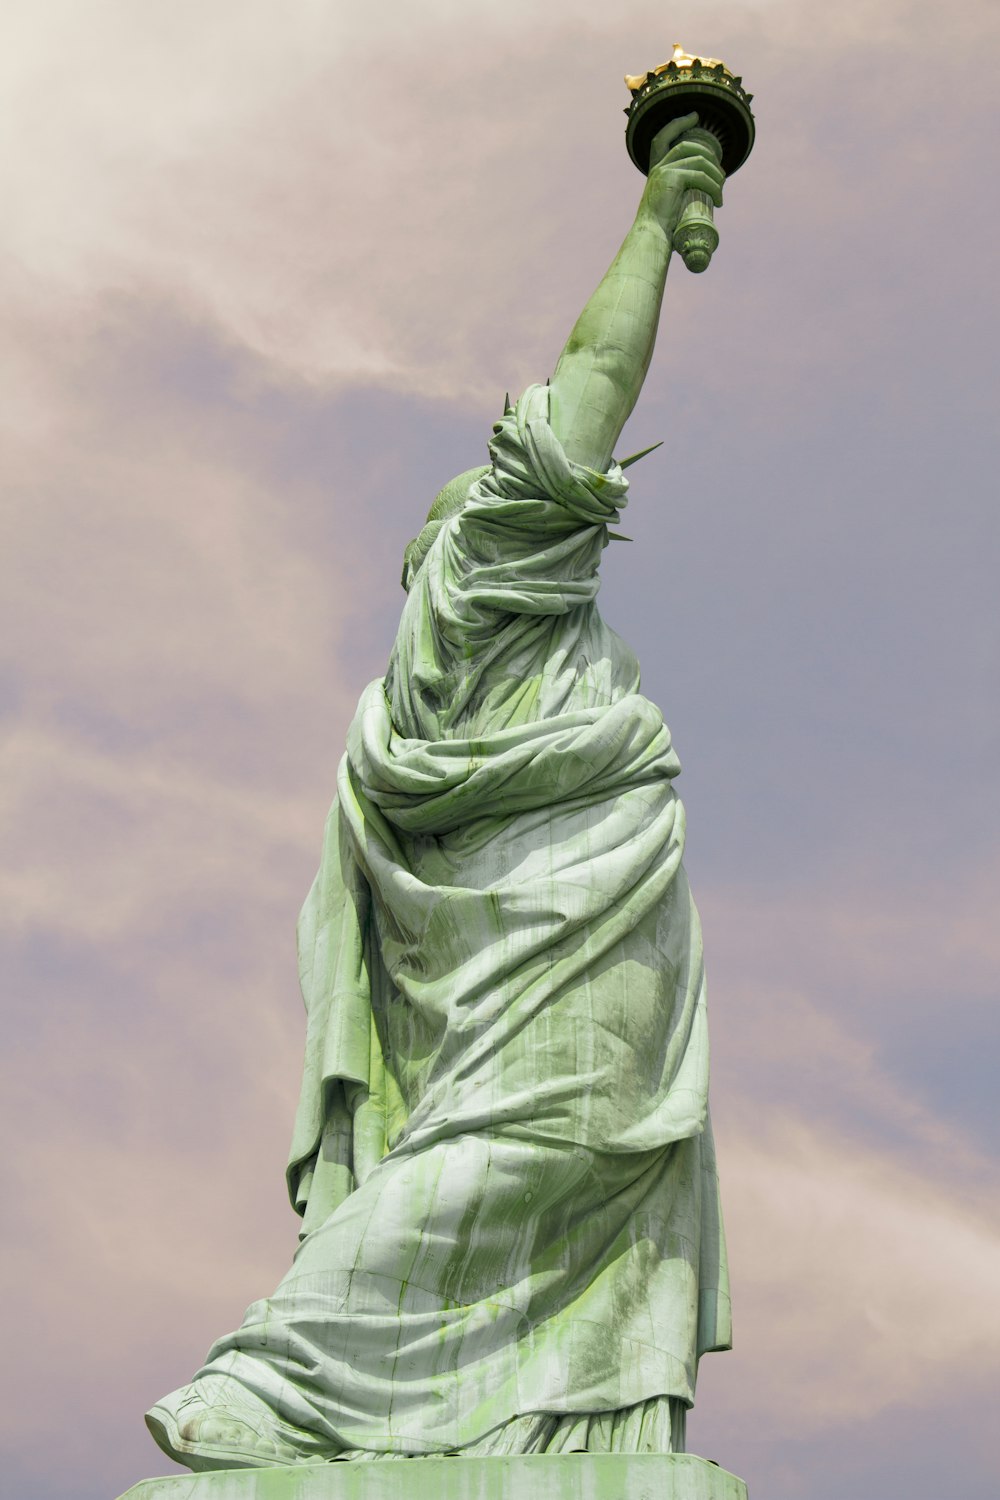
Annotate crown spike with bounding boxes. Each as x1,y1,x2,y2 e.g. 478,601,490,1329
618,440,664,470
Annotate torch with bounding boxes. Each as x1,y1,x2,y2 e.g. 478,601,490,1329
625,43,756,273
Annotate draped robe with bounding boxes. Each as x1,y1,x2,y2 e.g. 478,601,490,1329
193,385,731,1458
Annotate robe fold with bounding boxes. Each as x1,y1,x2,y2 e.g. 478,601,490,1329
193,384,731,1458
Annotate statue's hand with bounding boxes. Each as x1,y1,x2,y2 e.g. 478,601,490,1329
639,113,725,239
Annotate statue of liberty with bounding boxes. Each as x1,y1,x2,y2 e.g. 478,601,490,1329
146,106,735,1473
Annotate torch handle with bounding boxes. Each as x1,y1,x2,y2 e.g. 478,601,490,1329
649,125,724,275
674,188,720,274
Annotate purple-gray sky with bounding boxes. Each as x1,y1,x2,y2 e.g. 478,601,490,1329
4,3,999,1497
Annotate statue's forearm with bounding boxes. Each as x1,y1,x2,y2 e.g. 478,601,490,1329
549,207,672,472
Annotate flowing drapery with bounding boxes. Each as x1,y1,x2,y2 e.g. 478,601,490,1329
189,386,730,1458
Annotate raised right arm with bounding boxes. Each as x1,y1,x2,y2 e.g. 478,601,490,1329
548,115,724,472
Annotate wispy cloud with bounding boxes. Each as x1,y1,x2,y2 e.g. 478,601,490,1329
716,1115,1000,1430
9,0,993,398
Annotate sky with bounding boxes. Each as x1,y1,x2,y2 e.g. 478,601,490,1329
3,2,999,1497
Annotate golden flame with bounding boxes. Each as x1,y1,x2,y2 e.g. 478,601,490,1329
625,41,729,94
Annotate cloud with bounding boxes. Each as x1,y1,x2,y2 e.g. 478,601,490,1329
712,1114,1000,1433
2,310,364,954
0,1035,303,1485
701,861,1000,1024
6,317,358,678
0,720,319,940
8,0,995,402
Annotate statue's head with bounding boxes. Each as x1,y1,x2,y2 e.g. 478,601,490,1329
401,466,491,591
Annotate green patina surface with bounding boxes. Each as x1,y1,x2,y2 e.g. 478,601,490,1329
137,101,746,1485
121,1454,747,1500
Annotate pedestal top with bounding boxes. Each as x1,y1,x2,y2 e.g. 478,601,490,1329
119,1453,747,1500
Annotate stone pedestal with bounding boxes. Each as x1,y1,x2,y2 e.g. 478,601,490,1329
118,1453,747,1500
